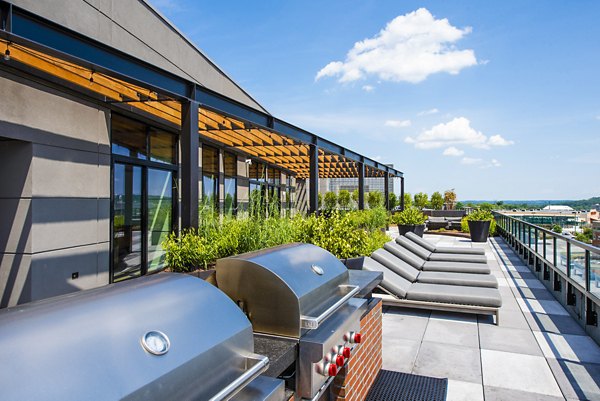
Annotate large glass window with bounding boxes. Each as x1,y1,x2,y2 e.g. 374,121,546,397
111,114,177,282
202,145,219,211
224,152,237,215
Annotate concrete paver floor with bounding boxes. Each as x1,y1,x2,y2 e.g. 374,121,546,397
381,234,600,401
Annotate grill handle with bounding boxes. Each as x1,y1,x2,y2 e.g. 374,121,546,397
300,285,360,330
208,354,269,401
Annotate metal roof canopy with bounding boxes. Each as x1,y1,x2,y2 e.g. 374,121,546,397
0,2,402,179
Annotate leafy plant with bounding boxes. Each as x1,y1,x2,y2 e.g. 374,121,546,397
461,209,496,235
367,191,384,209
391,207,427,225
324,192,338,211
317,193,323,210
414,192,428,209
388,192,397,209
444,189,457,210
552,224,563,234
430,191,444,210
338,190,351,210
351,189,359,205
403,192,412,208
348,207,388,232
163,229,214,271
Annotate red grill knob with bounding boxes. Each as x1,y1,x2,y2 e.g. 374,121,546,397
342,347,351,359
354,333,362,344
327,363,338,377
335,355,345,367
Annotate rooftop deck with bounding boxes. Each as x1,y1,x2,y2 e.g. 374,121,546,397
381,233,600,400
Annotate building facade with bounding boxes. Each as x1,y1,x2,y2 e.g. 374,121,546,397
0,0,402,307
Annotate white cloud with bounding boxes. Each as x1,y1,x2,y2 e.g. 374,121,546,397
442,146,464,157
315,8,478,84
417,108,439,116
385,119,412,128
488,134,514,147
362,85,375,92
491,159,501,167
404,117,513,150
460,157,482,165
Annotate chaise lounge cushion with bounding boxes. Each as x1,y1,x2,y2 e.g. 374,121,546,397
422,261,491,274
362,257,411,298
384,241,424,269
371,249,419,282
417,271,498,288
407,283,502,308
398,235,487,263
406,232,485,255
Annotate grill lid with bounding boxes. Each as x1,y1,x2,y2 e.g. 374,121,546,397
216,243,358,338
0,273,267,401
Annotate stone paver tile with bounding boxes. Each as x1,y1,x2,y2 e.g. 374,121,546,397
383,313,429,341
423,319,479,348
413,342,482,383
516,287,556,301
481,349,563,396
534,332,600,363
381,337,420,373
429,311,477,324
479,309,530,329
524,312,587,336
484,386,566,401
511,278,547,289
479,324,542,356
517,298,570,316
446,380,484,401
546,358,600,401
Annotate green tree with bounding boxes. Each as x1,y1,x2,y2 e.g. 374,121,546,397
367,191,384,209
351,189,359,207
403,192,412,209
414,192,429,209
430,191,444,210
552,224,562,234
317,193,322,210
479,202,494,211
338,190,351,210
324,192,338,211
456,201,464,210
388,193,397,209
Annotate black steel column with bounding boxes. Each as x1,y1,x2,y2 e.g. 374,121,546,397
400,176,405,211
384,172,390,210
309,144,319,214
358,162,365,210
181,99,199,229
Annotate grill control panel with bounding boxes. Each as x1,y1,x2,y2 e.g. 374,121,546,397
315,332,363,377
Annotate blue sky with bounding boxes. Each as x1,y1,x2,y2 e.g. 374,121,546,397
150,0,600,201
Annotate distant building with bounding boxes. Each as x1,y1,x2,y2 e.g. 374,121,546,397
319,167,396,195
543,205,574,211
587,209,600,224
592,220,600,247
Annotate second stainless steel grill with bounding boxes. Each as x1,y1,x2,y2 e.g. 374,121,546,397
216,243,367,400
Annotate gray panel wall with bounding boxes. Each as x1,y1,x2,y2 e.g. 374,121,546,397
10,0,267,113
0,73,110,307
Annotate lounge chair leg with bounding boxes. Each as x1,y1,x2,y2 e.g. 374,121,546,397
495,310,500,325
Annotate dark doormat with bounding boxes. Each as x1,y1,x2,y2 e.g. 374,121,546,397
365,370,448,401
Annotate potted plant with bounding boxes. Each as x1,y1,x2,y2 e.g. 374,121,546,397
463,209,495,242
391,207,427,237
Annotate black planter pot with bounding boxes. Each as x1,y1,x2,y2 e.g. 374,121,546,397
398,224,425,237
467,220,491,243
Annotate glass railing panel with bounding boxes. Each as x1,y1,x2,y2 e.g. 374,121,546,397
555,237,568,273
569,242,586,286
590,251,600,295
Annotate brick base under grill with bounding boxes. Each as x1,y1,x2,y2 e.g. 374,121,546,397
332,298,382,401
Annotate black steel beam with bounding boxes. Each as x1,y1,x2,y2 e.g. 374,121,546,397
384,172,390,211
181,99,199,229
400,177,405,211
309,144,319,214
358,162,365,210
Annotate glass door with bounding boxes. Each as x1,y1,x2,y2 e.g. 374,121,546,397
147,168,173,273
113,163,143,281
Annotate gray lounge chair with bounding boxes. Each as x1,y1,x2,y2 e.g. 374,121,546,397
396,235,488,264
371,249,497,288
361,257,501,323
405,231,485,255
426,216,448,230
384,241,491,274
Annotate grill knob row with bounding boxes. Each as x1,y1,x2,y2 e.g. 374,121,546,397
344,331,362,344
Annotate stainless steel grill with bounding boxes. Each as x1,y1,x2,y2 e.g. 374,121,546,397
216,243,367,400
0,273,284,401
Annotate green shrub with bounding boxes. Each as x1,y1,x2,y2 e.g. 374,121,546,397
163,229,214,272
388,193,397,209
324,192,338,211
403,192,412,208
391,207,427,225
348,207,388,232
338,190,351,210
552,224,562,234
367,191,384,209
430,191,444,210
414,192,428,209
461,209,496,236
